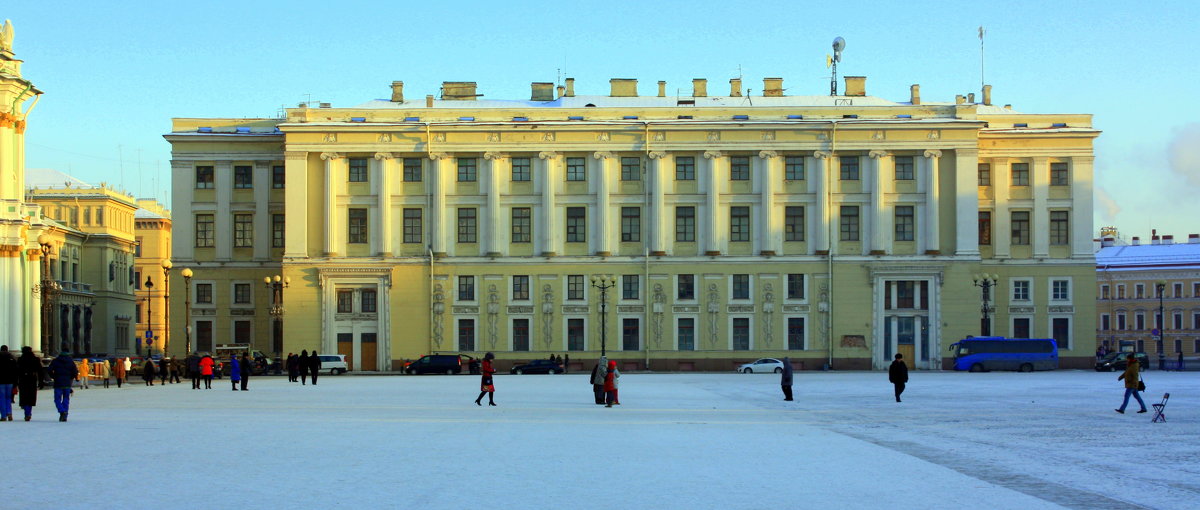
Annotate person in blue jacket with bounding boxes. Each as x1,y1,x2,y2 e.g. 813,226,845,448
229,355,241,391
48,349,78,422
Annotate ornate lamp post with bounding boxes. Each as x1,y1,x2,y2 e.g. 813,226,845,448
264,274,290,356
161,259,172,357
1155,279,1166,354
144,275,155,357
972,273,999,336
590,275,616,357
34,234,60,355
181,268,193,354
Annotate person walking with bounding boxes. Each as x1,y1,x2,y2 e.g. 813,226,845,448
474,352,497,406
187,353,201,389
16,347,43,421
0,345,17,421
158,357,169,385
114,356,126,388
286,353,298,382
240,353,251,391
171,358,182,384
298,350,310,385
229,355,241,391
199,354,215,389
1116,353,1148,414
123,357,132,386
142,359,156,386
590,356,608,405
1178,351,1185,372
48,350,78,422
780,356,794,401
78,358,90,390
564,354,570,374
604,360,620,407
889,353,909,402
309,351,321,385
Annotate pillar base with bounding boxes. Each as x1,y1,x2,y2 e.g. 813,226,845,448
379,252,393,258
323,252,339,257
759,250,776,256
541,251,557,257
705,251,722,256
486,251,502,258
649,251,666,257
924,250,941,255
432,252,447,258
869,250,886,256
595,251,612,257
814,250,829,256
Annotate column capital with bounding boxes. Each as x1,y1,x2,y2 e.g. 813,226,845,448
428,152,452,161
813,150,832,159
703,150,724,160
593,151,616,160
373,152,395,161
758,150,779,160
923,149,943,159
648,151,669,160
284,151,307,161
538,151,562,160
869,150,889,159
320,152,343,161
484,151,508,161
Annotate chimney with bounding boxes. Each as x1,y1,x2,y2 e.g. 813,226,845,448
1132,237,1141,246
531,82,554,101
692,78,707,97
658,81,666,97
983,84,992,106
910,84,921,105
955,95,966,105
565,77,575,97
968,92,976,103
1190,234,1200,244
609,78,638,97
1101,237,1115,248
763,77,784,97
844,76,866,97
1163,235,1174,245
390,81,405,102
441,81,478,100
1152,235,1161,245
730,78,742,97
556,85,565,99
425,94,434,108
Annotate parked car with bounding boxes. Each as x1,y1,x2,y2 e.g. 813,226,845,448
510,359,564,375
317,354,348,375
405,354,464,375
736,358,785,374
1095,351,1150,372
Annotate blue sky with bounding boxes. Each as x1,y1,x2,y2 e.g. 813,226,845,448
6,1,1199,239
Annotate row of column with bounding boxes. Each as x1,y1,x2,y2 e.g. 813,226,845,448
985,156,1093,259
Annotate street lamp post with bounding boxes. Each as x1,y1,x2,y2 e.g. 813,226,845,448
264,274,289,357
162,259,172,357
35,234,59,356
144,275,155,357
181,268,193,355
1156,280,1166,361
972,273,999,336
590,275,616,357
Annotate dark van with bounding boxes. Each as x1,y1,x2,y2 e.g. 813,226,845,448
405,355,463,375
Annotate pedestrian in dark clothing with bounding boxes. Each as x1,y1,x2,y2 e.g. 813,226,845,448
298,350,310,385
1178,351,1185,371
1158,351,1165,371
48,351,78,422
159,358,170,385
564,354,570,373
187,353,201,389
889,353,909,403
604,360,619,407
308,351,321,385
17,346,43,421
1116,354,1147,414
780,356,794,401
230,356,241,391
171,359,182,383
0,345,17,421
475,352,497,406
240,353,251,391
590,356,608,405
142,360,156,386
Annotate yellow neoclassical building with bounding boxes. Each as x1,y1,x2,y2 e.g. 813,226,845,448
134,198,173,356
167,75,1098,371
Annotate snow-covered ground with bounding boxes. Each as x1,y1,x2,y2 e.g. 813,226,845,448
6,370,1197,509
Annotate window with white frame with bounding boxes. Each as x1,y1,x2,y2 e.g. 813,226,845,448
458,276,475,302
1011,279,1031,301
512,319,530,351
622,318,640,350
1135,312,1145,330
677,274,696,300
1117,312,1127,331
1135,284,1144,299
786,274,805,300
567,275,585,300
512,275,530,301
1051,317,1070,349
457,319,476,350
1101,314,1110,331
732,274,751,300
1012,317,1032,338
732,317,751,349
677,318,695,350
787,317,805,350
1100,284,1110,299
1051,279,1070,301
622,275,639,300
567,318,586,350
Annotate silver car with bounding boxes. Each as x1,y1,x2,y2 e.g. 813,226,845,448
736,358,785,374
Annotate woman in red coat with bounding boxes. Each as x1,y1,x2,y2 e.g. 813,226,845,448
474,352,497,406
604,360,620,407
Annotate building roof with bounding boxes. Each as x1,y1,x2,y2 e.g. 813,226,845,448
26,168,91,189
1096,242,1200,271
134,208,168,220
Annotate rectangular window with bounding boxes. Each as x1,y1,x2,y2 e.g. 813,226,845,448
234,165,253,189
785,156,805,180
1013,280,1030,301
512,275,530,301
840,206,860,241
978,211,992,245
272,165,285,189
134,271,141,290
1136,284,1144,299
196,283,213,304
511,157,531,181
512,319,530,351
785,206,805,242
1050,162,1069,186
511,208,532,243
1174,283,1183,298
1136,313,1145,331
678,274,695,300
567,318,585,351
567,275,584,300
732,274,750,299
730,206,751,242
1050,211,1069,245
621,207,641,242
135,304,141,324
675,156,695,181
732,317,751,350
457,157,477,182
234,214,253,247
1052,317,1070,349
272,214,285,248
620,156,641,181
1011,211,1030,245
1173,312,1183,330
1118,313,1126,331
361,289,377,313
234,283,251,304
1118,285,1125,299
348,209,368,244
196,321,213,351
337,290,353,313
978,163,991,186
1101,285,1110,299
566,207,586,243
196,166,214,189
622,275,639,300
1193,282,1199,297
1052,280,1070,301
894,206,915,241
677,318,695,351
458,319,475,351
348,158,368,182
234,321,251,343
566,157,586,181
894,156,915,180
458,276,475,301
196,214,215,247
457,208,477,243
787,317,805,350
787,274,805,300
840,156,860,180
403,158,423,182
1013,317,1031,339
1011,162,1029,186
134,237,143,257
403,209,422,244
730,156,750,181
622,318,640,350
675,206,696,242
1101,314,1110,331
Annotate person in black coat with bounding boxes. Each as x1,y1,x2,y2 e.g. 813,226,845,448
239,353,251,391
308,352,321,385
16,346,44,421
889,353,909,403
0,345,18,421
48,351,79,422
298,350,310,385
780,356,794,401
186,353,201,389
142,359,156,386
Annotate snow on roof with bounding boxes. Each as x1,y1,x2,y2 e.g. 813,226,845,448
135,208,168,220
353,94,905,109
1096,242,1200,270
26,168,92,189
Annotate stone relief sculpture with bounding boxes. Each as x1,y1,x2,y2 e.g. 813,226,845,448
707,283,720,348
432,284,445,347
541,284,555,349
0,20,13,54
762,283,775,347
487,285,499,349
652,284,665,347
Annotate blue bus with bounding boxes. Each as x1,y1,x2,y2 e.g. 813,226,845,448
948,337,1059,372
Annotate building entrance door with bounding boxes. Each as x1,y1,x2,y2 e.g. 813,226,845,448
337,333,353,371
360,333,377,372
880,280,932,369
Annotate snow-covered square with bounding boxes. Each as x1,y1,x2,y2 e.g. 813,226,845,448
7,370,1198,509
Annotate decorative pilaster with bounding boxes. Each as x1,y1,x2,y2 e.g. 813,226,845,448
283,151,308,258
991,156,1010,259
320,152,343,257
923,149,942,255
758,150,780,256
252,160,271,261
869,150,890,255
214,160,233,261
538,151,561,257
593,151,616,256
813,151,832,255
1070,156,1095,258
484,151,508,257
374,152,395,257
648,151,669,256
1031,156,1050,258
429,152,452,257
953,149,981,256
703,150,725,256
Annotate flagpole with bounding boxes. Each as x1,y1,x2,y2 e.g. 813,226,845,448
979,26,986,95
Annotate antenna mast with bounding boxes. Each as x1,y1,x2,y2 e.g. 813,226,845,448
979,26,986,95
829,37,845,96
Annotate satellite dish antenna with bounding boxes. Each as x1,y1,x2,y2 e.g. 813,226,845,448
830,37,845,96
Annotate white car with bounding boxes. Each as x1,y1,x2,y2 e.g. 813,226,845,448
317,354,348,375
737,358,785,374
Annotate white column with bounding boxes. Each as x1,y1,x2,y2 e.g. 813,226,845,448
702,150,725,256
283,152,308,259
648,151,669,256
321,152,343,257
991,157,1010,259
538,151,562,256
214,161,233,261
252,160,271,261
1071,156,1095,259
1032,156,1050,258
593,151,615,256
812,151,831,255
29,250,42,352
374,152,395,257
484,151,508,257
758,150,780,256
869,150,891,254
429,153,452,257
923,149,942,255
954,149,981,256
